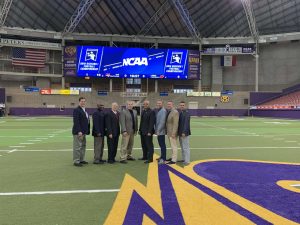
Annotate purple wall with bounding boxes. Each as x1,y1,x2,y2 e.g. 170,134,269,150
0,88,5,103
249,92,281,105
9,107,248,117
250,109,300,119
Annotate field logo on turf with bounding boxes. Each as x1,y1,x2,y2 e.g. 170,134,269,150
104,157,300,225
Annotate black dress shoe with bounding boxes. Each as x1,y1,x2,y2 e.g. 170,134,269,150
166,161,176,165
138,157,147,160
80,161,88,164
166,158,172,161
73,162,82,167
93,161,104,164
107,160,114,164
177,160,184,163
99,159,106,163
144,160,153,164
127,157,136,161
120,160,128,164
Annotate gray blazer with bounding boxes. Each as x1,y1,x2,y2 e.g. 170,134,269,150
155,107,167,135
120,109,138,134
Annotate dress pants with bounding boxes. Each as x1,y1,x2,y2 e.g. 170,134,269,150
179,136,190,163
168,136,178,162
94,136,104,161
140,135,154,161
73,135,86,163
107,136,119,161
120,133,134,160
157,135,167,160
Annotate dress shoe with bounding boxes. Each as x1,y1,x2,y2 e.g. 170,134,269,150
177,160,184,163
120,160,128,164
138,157,147,160
144,160,153,164
166,158,172,161
127,157,136,161
156,157,161,161
158,159,165,165
93,160,104,164
80,161,88,164
73,162,82,167
99,159,106,163
107,160,114,164
166,161,176,165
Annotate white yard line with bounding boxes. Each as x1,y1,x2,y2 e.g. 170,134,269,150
8,149,17,153
0,189,120,196
19,143,34,145
196,122,257,136
9,146,25,148
1,146,300,152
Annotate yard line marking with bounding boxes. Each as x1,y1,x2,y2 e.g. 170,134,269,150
0,189,120,196
284,140,297,143
195,122,257,136
0,136,50,138
291,184,300,187
8,149,17,153
19,143,34,145
9,146,25,148
2,146,300,152
29,140,42,142
36,137,48,140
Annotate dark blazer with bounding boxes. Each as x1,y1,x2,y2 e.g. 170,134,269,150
92,109,105,137
72,106,90,135
105,110,120,137
139,108,155,135
178,110,191,136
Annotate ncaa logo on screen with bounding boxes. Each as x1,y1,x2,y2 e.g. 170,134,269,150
122,48,149,74
123,57,148,66
171,52,183,64
85,49,98,61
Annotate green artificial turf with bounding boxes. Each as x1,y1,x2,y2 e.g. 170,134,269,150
0,116,300,224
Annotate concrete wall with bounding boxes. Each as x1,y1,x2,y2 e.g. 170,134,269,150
201,41,300,92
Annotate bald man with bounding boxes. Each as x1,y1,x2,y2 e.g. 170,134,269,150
106,102,120,164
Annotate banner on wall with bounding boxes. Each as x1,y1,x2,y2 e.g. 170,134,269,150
202,44,255,55
40,89,79,95
221,55,237,67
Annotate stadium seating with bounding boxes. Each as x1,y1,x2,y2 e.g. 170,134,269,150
256,90,300,109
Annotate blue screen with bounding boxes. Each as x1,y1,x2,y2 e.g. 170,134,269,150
76,46,197,79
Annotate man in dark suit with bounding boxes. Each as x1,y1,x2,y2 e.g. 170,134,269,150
178,101,191,165
72,97,90,167
92,104,106,164
106,102,120,164
139,100,155,163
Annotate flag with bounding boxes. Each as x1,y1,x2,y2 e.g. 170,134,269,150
221,55,237,67
12,48,46,68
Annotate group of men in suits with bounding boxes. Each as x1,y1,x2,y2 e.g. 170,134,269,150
72,97,191,167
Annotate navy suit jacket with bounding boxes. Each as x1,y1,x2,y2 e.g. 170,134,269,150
92,109,105,137
178,110,191,136
72,106,90,135
105,110,120,137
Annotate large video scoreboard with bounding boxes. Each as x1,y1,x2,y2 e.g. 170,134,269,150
64,46,200,80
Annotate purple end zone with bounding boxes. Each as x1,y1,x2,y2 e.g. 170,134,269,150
122,164,271,225
194,161,300,223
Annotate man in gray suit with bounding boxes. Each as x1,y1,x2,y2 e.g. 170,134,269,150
155,100,167,164
120,101,138,163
